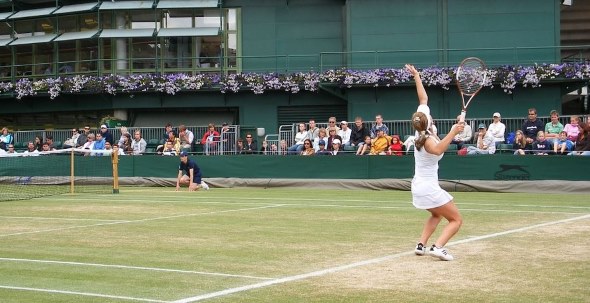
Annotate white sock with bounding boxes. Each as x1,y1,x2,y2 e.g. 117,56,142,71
201,181,209,190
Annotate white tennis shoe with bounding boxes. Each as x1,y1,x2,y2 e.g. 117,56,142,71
414,243,426,256
429,245,453,261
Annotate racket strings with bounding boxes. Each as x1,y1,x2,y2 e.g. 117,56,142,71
457,60,486,95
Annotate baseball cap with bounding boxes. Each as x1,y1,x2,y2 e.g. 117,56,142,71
100,124,107,129
341,121,348,125
179,151,188,157
222,122,228,126
493,112,501,118
478,123,486,129
318,140,326,146
332,139,341,144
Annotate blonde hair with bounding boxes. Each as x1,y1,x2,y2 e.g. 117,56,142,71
411,112,429,151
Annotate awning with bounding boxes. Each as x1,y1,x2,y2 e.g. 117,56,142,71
0,38,15,46
100,29,155,38
53,2,99,15
156,0,218,9
0,12,14,21
157,27,219,37
8,7,57,19
8,34,58,45
100,1,154,10
54,30,99,42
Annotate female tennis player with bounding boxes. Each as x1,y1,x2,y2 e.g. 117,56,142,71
406,64,464,261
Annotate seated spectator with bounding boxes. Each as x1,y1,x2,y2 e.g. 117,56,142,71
369,128,389,155
338,121,352,146
386,135,403,156
40,142,52,154
300,139,315,156
45,135,57,150
450,115,472,149
117,126,130,148
563,115,580,142
260,140,269,155
34,136,43,151
370,114,389,138
569,123,590,156
6,143,17,155
513,130,530,155
313,128,328,151
467,123,496,155
327,117,340,132
316,140,330,155
356,135,372,155
131,130,147,155
287,122,308,154
100,124,114,145
350,116,370,147
161,141,178,156
553,131,574,155
243,133,257,154
178,124,194,151
200,123,220,155
167,131,181,154
330,139,344,155
104,141,124,156
63,128,80,148
278,139,288,155
544,110,563,146
23,142,39,156
77,126,90,148
236,138,245,154
0,127,14,151
488,112,506,148
522,107,544,144
92,133,106,156
307,119,319,141
531,131,551,155
120,133,133,155
83,133,96,150
326,127,343,151
156,123,174,152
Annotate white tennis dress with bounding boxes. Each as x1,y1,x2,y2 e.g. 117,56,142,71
411,105,453,209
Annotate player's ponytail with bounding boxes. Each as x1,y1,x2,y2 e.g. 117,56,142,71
412,112,429,151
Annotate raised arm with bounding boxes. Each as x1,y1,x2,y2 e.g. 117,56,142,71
406,64,428,105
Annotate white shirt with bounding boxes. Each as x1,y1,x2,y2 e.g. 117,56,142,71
338,128,352,145
294,131,308,145
488,121,506,143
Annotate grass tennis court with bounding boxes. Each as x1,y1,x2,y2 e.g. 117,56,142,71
0,188,589,302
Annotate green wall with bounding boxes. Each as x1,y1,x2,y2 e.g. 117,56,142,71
2,155,589,182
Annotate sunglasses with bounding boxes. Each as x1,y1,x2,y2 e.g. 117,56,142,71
329,121,335,123
246,136,252,138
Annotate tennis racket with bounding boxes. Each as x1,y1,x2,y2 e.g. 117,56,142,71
455,57,487,123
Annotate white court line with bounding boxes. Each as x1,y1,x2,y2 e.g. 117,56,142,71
0,204,284,238
0,258,272,280
0,216,123,222
172,213,590,303
0,285,167,303
49,195,590,210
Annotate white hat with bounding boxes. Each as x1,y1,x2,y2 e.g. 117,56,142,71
332,139,341,144
493,112,501,118
100,124,108,129
341,120,348,125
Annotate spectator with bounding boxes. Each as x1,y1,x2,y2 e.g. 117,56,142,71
369,128,389,155
327,117,340,132
33,136,43,151
45,135,57,150
300,139,315,156
0,127,13,150
531,131,551,155
120,133,133,155
287,122,308,154
326,127,343,151
236,138,245,154
167,131,181,154
450,115,472,149
161,141,178,156
83,133,96,150
260,140,269,155
23,141,39,156
40,142,52,154
178,124,194,151
569,123,590,156
513,130,530,155
338,121,352,146
387,135,403,156
356,135,372,155
6,143,17,155
220,122,233,155
243,133,257,154
157,123,175,152
104,141,124,156
488,112,506,148
330,138,344,155
544,110,563,145
63,128,80,148
117,126,130,148
200,123,220,155
307,119,319,141
316,140,330,155
553,131,574,155
350,116,370,147
467,123,496,155
563,115,580,142
313,128,328,152
370,114,389,138
100,124,114,145
522,108,544,144
92,133,106,155
77,126,90,148
278,139,288,155
131,130,146,155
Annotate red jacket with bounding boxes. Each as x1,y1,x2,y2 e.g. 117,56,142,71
200,130,220,145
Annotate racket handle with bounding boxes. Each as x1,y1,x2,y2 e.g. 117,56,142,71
459,111,466,123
